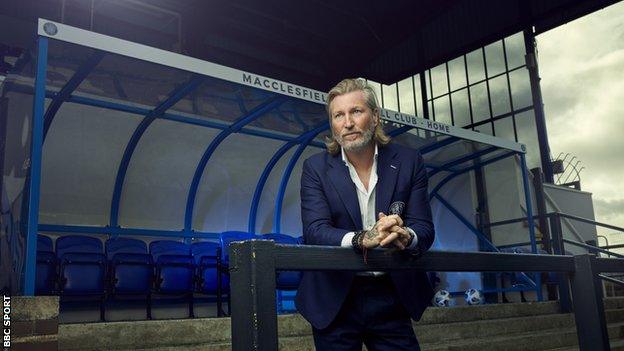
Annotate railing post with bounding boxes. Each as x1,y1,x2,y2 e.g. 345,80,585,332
570,254,610,351
230,240,278,351
585,239,598,256
550,213,572,312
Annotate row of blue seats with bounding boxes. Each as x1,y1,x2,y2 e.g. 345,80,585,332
36,231,302,320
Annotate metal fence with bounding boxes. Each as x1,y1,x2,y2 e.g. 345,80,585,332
228,240,622,351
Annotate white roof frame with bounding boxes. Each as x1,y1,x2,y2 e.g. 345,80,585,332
38,18,525,153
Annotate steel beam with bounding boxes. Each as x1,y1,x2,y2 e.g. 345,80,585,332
24,37,48,295
272,125,327,233
109,75,205,227
184,96,287,232
43,51,105,140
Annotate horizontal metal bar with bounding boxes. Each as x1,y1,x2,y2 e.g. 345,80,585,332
594,257,624,273
601,243,624,250
38,18,526,153
558,212,624,233
38,224,219,239
4,84,324,148
598,274,624,287
488,216,539,228
447,286,538,295
420,136,460,154
496,241,548,250
272,245,575,272
562,239,624,259
67,94,324,148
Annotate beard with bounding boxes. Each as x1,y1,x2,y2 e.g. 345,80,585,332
335,121,375,152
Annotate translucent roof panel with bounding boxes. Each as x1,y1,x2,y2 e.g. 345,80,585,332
119,119,220,230
46,39,99,92
192,133,287,232
248,98,328,136
386,121,513,172
40,101,143,225
169,77,273,124
68,47,196,110
29,19,526,237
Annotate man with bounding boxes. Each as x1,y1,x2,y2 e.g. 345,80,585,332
296,78,435,350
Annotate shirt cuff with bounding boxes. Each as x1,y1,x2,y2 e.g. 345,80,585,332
405,227,419,249
341,232,356,247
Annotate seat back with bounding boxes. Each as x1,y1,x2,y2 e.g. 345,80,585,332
192,241,227,293
106,238,152,294
59,252,106,294
36,245,57,295
55,236,105,295
150,240,190,261
56,235,103,257
150,241,193,294
261,233,301,290
219,231,255,267
106,237,147,258
37,234,53,252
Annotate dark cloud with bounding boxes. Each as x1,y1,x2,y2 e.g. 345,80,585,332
538,2,624,230
594,198,624,218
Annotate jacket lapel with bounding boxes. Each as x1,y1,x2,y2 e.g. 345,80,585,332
376,145,400,215
326,153,363,229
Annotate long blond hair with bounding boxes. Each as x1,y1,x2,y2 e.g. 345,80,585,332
325,78,390,155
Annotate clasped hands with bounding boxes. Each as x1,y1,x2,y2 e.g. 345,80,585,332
361,213,412,250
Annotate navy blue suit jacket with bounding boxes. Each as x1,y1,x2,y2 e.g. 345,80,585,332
296,143,435,329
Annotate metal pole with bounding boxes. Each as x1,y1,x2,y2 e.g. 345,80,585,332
24,36,48,295
524,29,554,183
549,213,572,313
520,153,542,301
570,254,610,351
230,240,278,351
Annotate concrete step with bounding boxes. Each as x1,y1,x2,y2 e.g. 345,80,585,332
545,338,624,351
421,322,624,351
605,296,624,310
417,301,560,325
77,321,624,351
416,313,574,344
58,300,624,351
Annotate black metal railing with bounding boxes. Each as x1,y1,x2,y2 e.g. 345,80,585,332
489,211,624,293
229,240,623,351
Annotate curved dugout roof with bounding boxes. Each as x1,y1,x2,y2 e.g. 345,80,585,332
8,19,526,238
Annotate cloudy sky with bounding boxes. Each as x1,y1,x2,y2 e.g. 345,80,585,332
537,1,624,249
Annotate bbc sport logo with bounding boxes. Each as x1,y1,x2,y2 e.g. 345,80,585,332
3,295,10,350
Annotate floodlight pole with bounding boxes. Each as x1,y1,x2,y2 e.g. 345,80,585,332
524,29,554,183
24,36,48,295
520,152,542,301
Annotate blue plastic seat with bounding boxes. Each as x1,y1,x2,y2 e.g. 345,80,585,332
36,235,57,295
262,233,301,289
56,235,107,320
217,231,256,315
150,240,194,317
106,237,153,318
192,241,226,293
56,235,106,294
262,233,302,314
106,237,153,293
219,231,256,267
192,241,228,316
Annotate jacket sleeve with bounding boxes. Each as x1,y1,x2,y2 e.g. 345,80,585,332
404,150,435,254
300,158,350,246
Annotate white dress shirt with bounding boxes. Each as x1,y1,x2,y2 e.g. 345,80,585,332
339,145,418,250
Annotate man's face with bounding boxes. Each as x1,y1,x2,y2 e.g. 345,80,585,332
329,90,378,153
